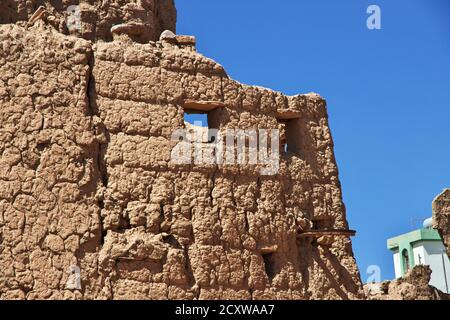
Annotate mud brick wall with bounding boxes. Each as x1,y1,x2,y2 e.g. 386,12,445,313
92,41,362,299
0,2,363,300
0,24,103,299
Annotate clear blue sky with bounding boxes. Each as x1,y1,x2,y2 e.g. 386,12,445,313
176,0,450,282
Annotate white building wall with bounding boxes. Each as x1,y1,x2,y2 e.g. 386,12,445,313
392,250,402,279
413,241,450,294
413,245,426,266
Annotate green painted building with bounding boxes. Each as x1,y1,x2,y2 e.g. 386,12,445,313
387,219,450,293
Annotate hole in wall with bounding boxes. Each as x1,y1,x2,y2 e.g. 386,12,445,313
184,112,208,128
36,142,50,152
278,118,301,155
183,110,218,143
262,253,277,282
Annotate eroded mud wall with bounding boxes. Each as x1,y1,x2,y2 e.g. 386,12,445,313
0,24,105,299
0,3,362,299
0,0,176,42
433,189,450,258
91,40,362,300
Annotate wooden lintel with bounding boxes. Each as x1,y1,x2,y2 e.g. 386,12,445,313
276,111,301,120
297,229,356,238
183,99,225,112
260,245,278,255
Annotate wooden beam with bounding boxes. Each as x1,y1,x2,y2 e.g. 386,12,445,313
183,99,225,112
117,257,139,261
27,6,46,27
297,229,356,238
111,22,147,36
276,111,301,120
260,245,278,255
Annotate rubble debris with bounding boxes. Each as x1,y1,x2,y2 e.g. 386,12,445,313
111,22,148,37
365,265,450,300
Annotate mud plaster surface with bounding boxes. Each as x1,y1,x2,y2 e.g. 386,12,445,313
0,1,363,300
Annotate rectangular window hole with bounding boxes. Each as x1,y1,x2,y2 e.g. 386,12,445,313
184,112,209,128
278,119,301,155
184,110,219,143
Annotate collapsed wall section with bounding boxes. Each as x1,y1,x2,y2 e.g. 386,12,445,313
364,265,449,300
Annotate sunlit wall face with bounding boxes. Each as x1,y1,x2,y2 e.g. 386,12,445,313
176,0,450,282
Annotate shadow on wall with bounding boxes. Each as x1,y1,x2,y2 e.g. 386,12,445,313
0,0,20,23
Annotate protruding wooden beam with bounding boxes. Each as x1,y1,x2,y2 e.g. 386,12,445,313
260,245,278,255
27,6,47,27
111,22,148,36
183,99,225,112
276,110,301,120
297,229,356,238
176,35,196,46
117,257,138,261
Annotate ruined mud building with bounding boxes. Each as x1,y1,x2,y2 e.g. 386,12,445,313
0,0,365,299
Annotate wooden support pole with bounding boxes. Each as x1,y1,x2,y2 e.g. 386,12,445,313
297,229,356,238
27,6,46,27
